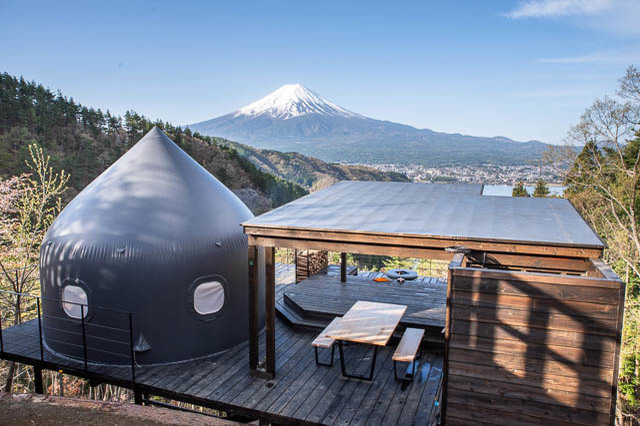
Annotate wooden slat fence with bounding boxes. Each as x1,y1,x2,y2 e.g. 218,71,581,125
444,258,625,426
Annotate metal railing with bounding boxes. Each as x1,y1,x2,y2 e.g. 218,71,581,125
0,289,136,387
329,252,450,279
276,248,450,278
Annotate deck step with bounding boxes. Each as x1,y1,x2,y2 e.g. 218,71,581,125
276,263,445,345
275,298,326,329
282,293,311,318
283,293,336,322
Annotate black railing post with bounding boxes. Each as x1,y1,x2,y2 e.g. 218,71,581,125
0,308,4,354
80,305,88,373
128,313,136,386
36,298,44,363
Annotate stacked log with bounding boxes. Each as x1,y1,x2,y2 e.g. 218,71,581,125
295,249,329,283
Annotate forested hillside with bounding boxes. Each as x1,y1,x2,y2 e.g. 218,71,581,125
0,73,309,214
225,142,410,190
0,73,409,212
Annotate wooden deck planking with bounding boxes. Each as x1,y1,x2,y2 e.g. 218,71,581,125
307,345,381,424
328,346,398,425
0,264,442,425
298,344,372,422
281,270,446,330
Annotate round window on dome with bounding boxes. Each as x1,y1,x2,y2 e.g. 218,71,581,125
193,281,225,315
61,285,88,319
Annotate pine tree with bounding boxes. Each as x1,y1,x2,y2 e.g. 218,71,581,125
532,179,550,198
512,181,529,197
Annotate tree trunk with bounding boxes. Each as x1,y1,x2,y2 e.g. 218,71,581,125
58,371,64,396
4,300,23,392
4,361,15,392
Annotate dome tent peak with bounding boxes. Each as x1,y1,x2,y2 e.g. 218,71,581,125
45,126,253,244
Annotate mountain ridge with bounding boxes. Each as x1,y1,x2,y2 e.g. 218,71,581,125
188,84,549,166
222,140,410,191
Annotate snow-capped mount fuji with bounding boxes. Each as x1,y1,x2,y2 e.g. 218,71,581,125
188,84,549,166
234,83,359,119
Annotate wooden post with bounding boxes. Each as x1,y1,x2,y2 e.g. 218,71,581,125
609,277,626,425
265,246,276,378
441,252,465,423
248,245,259,373
340,252,347,283
34,366,43,394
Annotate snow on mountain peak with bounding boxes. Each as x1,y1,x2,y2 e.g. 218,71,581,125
234,84,357,119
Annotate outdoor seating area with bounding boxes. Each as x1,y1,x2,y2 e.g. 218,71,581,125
325,301,407,381
276,265,447,342
308,300,429,383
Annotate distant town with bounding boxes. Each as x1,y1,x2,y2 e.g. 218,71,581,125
346,163,563,185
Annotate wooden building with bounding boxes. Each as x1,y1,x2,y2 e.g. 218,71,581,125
243,181,624,425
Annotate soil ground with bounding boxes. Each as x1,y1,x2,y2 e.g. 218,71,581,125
0,392,238,425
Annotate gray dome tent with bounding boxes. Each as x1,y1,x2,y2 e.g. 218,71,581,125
40,127,264,365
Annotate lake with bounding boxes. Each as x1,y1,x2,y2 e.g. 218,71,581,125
482,184,566,197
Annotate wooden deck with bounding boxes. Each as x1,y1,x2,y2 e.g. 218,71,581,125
276,264,447,341
0,265,443,425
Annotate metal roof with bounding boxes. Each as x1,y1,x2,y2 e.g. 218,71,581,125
243,181,604,248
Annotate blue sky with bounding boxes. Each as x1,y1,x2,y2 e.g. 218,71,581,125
1,0,639,144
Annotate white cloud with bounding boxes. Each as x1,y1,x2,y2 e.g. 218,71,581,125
504,0,613,19
504,0,640,37
538,47,640,64
512,88,588,98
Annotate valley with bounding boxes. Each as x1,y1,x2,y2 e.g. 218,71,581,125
349,163,561,185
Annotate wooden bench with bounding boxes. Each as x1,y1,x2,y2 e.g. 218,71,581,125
312,317,341,366
393,327,425,381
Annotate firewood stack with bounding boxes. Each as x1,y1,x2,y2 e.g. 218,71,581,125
295,249,329,283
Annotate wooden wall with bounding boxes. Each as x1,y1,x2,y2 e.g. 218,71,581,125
444,258,624,426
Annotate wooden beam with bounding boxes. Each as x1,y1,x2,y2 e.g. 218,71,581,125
452,267,622,289
247,236,455,261
340,253,347,283
591,258,621,280
466,251,593,273
248,245,259,373
265,246,276,378
244,226,603,259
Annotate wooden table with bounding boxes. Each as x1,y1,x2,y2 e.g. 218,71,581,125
326,301,407,380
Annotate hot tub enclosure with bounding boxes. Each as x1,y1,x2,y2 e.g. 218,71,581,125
40,127,265,365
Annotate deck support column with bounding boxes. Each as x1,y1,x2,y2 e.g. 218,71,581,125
265,246,276,378
33,365,43,394
248,244,260,374
340,253,347,283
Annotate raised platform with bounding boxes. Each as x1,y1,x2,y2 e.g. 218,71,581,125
0,284,443,425
275,264,447,342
